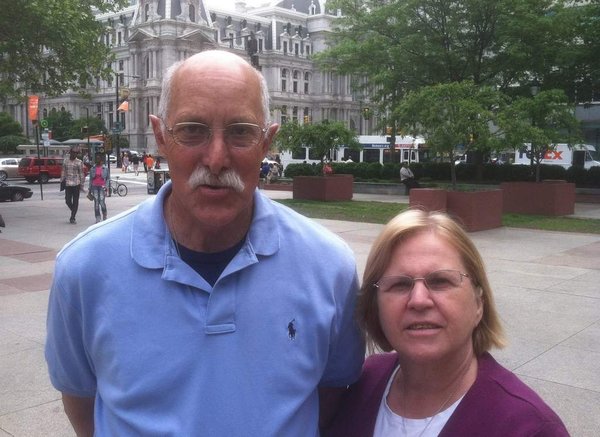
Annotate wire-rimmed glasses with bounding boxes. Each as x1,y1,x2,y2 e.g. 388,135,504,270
374,270,471,295
163,121,268,148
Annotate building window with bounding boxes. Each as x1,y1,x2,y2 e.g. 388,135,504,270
283,41,288,54
119,60,124,71
304,72,310,94
293,70,299,93
281,69,288,92
292,106,298,122
144,4,149,21
189,5,195,22
281,105,288,124
294,43,299,56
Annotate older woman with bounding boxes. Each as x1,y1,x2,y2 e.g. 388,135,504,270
325,209,568,437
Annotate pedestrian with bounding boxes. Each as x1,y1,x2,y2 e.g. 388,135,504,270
324,209,569,437
88,154,109,223
122,153,129,173
130,153,140,176
60,147,85,224
323,161,334,176
154,157,161,169
145,153,155,171
45,50,365,436
142,152,148,173
399,161,419,194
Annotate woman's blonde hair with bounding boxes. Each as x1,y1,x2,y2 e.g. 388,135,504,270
357,208,506,355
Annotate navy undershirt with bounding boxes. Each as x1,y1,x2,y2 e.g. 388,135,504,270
175,238,245,287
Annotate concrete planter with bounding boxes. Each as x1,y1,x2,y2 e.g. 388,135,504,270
292,174,354,201
409,188,448,212
446,189,503,232
500,180,575,216
410,188,503,232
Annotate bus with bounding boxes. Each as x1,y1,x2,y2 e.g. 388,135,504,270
279,135,428,169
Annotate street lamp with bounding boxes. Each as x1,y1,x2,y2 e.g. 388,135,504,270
114,70,140,168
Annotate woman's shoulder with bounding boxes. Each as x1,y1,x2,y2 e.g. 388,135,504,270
444,352,569,436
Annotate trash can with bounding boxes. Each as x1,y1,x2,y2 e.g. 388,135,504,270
147,169,170,194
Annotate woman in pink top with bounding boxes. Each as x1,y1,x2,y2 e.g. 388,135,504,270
88,155,109,223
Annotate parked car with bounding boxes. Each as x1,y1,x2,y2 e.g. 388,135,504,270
0,181,33,201
0,158,20,181
18,156,64,183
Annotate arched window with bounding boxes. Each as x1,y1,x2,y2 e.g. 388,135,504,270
189,5,196,22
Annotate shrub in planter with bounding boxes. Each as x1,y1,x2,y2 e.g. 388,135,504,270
539,164,566,181
587,166,600,187
455,163,477,181
381,163,400,180
566,166,587,186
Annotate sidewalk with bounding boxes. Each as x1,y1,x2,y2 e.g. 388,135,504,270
0,181,599,436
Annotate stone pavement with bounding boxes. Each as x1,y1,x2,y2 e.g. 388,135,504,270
0,174,599,436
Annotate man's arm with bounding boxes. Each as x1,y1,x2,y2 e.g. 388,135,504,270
318,386,347,431
62,393,95,437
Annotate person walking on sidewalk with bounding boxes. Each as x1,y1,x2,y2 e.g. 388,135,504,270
88,155,109,223
60,147,85,224
46,50,364,437
130,153,140,176
400,161,419,194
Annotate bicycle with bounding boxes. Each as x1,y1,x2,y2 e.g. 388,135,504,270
109,176,128,197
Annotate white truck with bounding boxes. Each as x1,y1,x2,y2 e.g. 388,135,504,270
514,143,600,169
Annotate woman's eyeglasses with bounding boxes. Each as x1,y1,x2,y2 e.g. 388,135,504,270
374,270,471,294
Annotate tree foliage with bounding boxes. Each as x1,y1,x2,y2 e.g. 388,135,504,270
319,0,596,102
0,0,128,100
0,112,24,137
273,120,360,164
396,81,505,187
496,89,581,181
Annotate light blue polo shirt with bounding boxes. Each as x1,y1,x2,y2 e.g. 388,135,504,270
46,182,365,436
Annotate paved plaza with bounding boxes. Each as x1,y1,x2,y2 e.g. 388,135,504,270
1,174,599,436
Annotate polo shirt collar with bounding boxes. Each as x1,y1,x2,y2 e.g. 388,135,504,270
131,181,281,272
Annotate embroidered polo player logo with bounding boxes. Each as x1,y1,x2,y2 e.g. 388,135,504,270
288,319,296,340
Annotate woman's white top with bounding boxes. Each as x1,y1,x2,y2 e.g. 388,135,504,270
373,365,464,437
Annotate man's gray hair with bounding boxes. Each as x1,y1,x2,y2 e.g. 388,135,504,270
156,54,271,127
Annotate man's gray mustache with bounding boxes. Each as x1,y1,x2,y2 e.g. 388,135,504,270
188,166,245,193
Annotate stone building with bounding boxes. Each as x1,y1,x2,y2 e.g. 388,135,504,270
8,0,375,154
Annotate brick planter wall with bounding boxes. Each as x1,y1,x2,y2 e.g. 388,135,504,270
292,174,354,201
500,180,575,216
409,188,448,212
446,189,503,232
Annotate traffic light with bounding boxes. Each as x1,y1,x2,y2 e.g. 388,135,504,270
386,126,393,135
303,115,310,124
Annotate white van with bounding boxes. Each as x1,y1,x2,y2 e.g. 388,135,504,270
514,143,600,169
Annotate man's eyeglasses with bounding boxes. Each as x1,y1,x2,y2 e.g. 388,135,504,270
164,121,268,148
374,270,471,295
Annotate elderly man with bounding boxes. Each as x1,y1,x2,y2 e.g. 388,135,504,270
45,50,364,436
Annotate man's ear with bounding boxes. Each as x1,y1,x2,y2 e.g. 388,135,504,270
150,115,168,155
262,123,280,155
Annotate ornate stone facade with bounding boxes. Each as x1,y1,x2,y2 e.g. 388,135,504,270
8,0,374,153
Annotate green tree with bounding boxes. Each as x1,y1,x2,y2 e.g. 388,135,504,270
496,89,581,182
0,112,26,154
70,116,107,140
396,81,505,188
45,110,74,142
0,112,24,137
318,0,589,110
273,120,360,167
0,0,128,100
